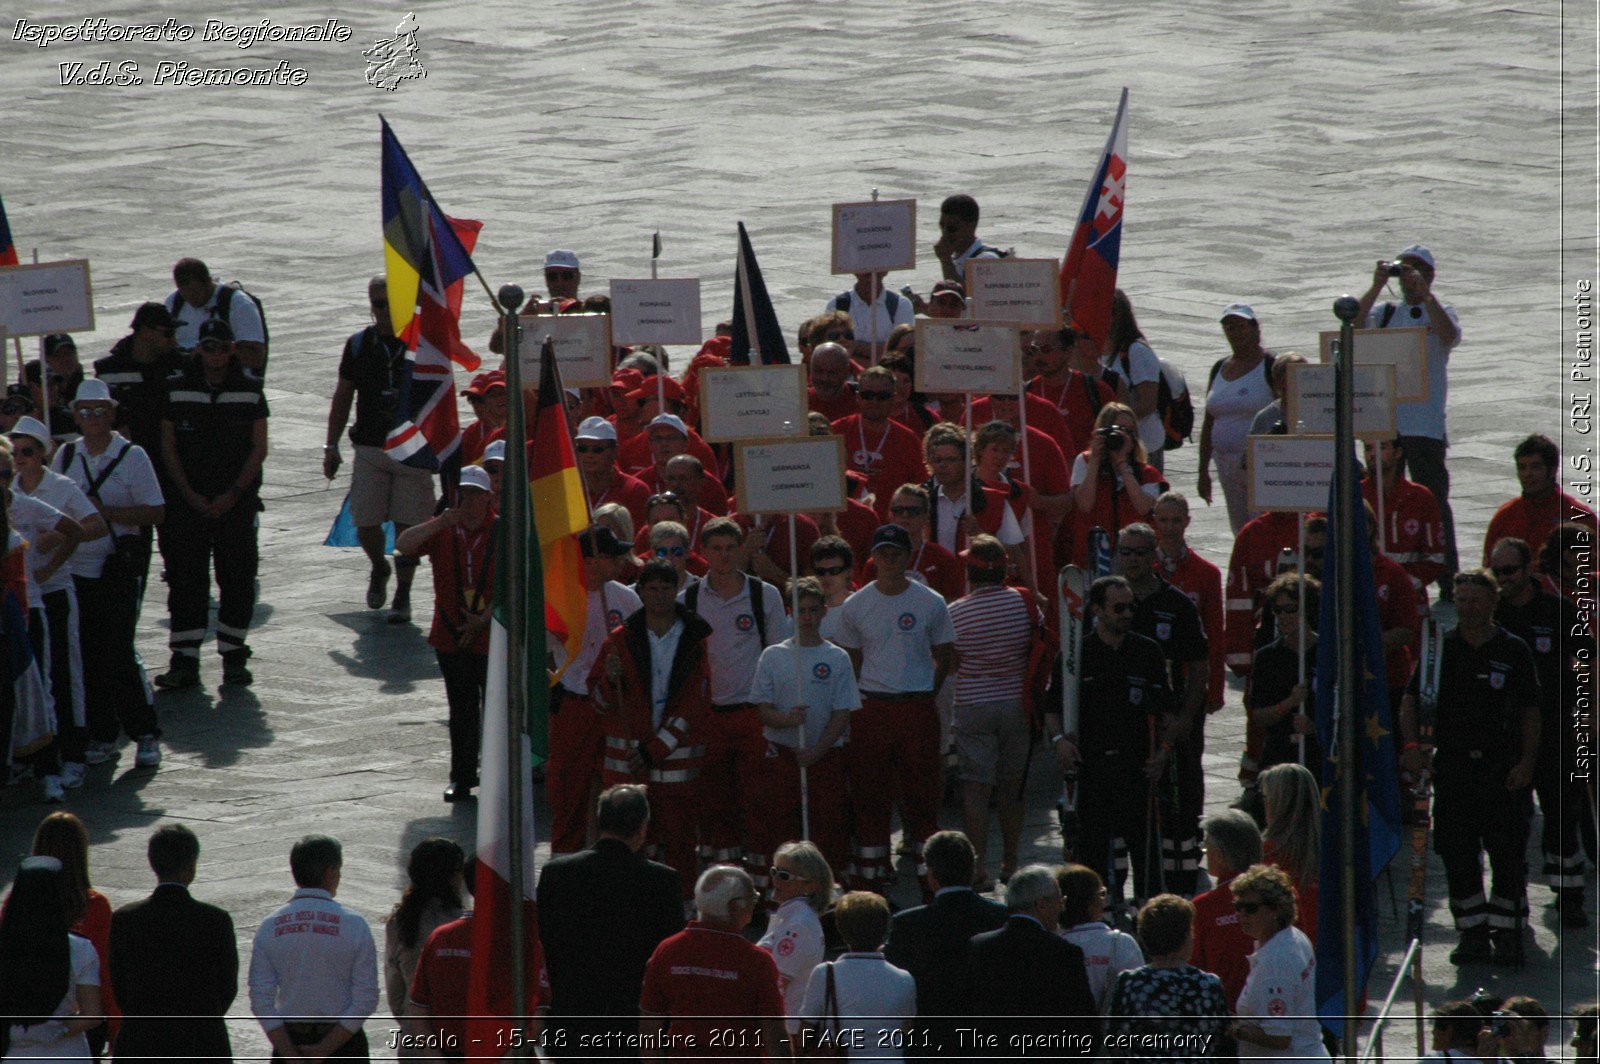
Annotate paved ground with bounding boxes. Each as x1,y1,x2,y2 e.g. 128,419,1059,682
2,0,1597,1058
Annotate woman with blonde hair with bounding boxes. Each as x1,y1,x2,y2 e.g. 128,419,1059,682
1057,401,1167,567
1228,864,1327,1059
759,841,834,1026
1257,762,1320,942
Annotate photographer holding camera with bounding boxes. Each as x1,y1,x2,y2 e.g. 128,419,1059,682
1355,244,1461,600
1058,403,1166,568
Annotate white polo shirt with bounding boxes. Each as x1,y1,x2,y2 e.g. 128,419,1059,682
248,888,378,1034
680,574,792,705
834,580,954,695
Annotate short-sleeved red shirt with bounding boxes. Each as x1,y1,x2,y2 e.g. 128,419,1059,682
412,516,498,655
409,913,549,1053
640,922,785,1062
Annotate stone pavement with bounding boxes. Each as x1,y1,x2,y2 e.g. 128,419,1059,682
1,0,1596,1058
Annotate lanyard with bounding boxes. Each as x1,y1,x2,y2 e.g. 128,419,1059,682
854,418,891,472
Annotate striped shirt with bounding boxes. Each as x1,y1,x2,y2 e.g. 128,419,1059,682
948,584,1038,704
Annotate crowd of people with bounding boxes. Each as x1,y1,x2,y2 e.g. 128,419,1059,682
1,196,1596,1059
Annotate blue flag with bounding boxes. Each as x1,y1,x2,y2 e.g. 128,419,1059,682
1313,458,1402,1037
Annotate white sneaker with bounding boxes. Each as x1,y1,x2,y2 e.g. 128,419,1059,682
135,736,161,768
59,761,85,788
42,775,65,803
83,740,116,765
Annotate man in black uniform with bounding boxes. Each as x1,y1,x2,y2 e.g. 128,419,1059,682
1399,569,1541,966
156,319,269,689
1490,535,1591,926
95,302,186,460
1045,575,1176,903
322,278,431,623
1114,522,1209,894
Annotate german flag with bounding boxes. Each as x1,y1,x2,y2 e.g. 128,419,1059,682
528,338,589,715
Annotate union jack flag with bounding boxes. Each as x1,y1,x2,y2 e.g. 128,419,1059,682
385,209,482,473
1059,88,1128,349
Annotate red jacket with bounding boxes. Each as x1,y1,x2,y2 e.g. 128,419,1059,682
588,606,713,790
1027,372,1115,458
970,394,1073,460
1484,489,1597,564
587,470,653,530
1362,475,1445,593
1160,545,1226,710
1224,511,1301,677
832,414,929,519
1372,550,1422,691
1189,876,1251,1011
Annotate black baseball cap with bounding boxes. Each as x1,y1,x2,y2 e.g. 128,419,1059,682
870,524,913,553
579,527,631,558
197,319,234,345
130,302,176,331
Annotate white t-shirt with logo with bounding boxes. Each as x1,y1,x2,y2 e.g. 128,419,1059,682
834,581,955,695
748,639,860,748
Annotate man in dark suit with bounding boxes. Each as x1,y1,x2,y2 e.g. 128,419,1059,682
110,823,239,1064
968,865,1099,1056
883,830,1008,1057
535,783,685,1057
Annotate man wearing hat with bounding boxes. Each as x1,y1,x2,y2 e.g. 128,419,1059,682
94,302,185,464
621,412,719,500
480,439,506,504
165,257,266,371
488,249,584,354
0,385,37,434
52,378,166,770
833,523,957,892
396,466,500,802
547,526,643,851
574,417,651,529
1356,244,1463,597
156,318,269,689
26,334,86,438
459,370,507,464
323,278,433,623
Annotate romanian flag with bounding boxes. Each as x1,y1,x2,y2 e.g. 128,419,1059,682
0,188,18,267
528,337,589,708
380,116,477,340
1059,88,1128,349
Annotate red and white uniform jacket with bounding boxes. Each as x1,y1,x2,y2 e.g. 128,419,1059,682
1362,475,1445,595
588,606,713,790
1224,511,1301,677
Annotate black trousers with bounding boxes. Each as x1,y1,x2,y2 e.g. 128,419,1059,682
1080,755,1161,901
38,587,85,764
74,573,158,741
161,500,257,659
1534,749,1591,896
437,650,487,786
1435,761,1530,931
272,1025,368,1063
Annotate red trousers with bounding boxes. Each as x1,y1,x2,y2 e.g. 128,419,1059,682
846,694,941,889
747,742,850,891
546,690,606,854
694,705,766,862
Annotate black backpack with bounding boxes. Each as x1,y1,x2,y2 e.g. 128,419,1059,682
831,288,903,320
169,281,268,355
1119,350,1194,451
684,575,772,647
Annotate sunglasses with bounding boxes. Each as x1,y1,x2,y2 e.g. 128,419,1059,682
655,546,686,559
770,867,807,883
1117,546,1154,556
890,505,927,517
75,406,112,418
1233,900,1266,915
197,341,229,354
858,390,893,402
646,494,681,508
545,268,578,279
814,564,847,576
575,444,612,454
1490,563,1523,577
11,444,41,458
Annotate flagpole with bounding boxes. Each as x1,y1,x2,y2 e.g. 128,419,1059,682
1017,371,1040,607
1375,450,1387,554
790,511,809,841
496,283,531,1051
1333,294,1361,1059
1297,519,1307,766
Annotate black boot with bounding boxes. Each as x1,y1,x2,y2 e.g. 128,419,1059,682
1449,926,1492,965
1489,928,1524,968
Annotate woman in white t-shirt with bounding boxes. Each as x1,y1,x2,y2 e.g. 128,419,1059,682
1106,290,1168,472
800,891,917,1062
757,841,833,1029
0,856,103,1064
1198,306,1276,534
1056,863,1145,1010
1229,864,1329,1060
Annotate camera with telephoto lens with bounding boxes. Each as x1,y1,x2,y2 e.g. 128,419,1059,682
1097,426,1127,451
1383,261,1406,277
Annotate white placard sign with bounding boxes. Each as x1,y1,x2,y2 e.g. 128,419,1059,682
0,260,94,338
517,313,613,389
913,320,1023,395
1248,435,1336,513
1283,363,1397,441
965,257,1062,326
1316,327,1428,403
831,199,917,275
609,278,702,346
735,436,848,516
699,365,807,443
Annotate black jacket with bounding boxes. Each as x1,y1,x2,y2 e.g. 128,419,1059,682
110,883,238,1064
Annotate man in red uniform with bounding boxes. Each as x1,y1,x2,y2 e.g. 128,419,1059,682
1026,324,1114,459
833,366,928,518
1361,437,1445,599
970,391,1073,475
806,343,858,424
1364,505,1423,701
1152,492,1225,713
1483,433,1597,565
607,368,648,447
922,423,1024,561
621,412,719,489
404,903,549,1057
576,417,652,530
640,866,789,1062
858,484,963,601
589,560,714,899
1189,809,1262,1011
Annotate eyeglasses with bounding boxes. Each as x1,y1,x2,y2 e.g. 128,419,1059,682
1233,900,1266,915
646,493,681,508
575,444,612,454
655,546,686,559
814,564,847,576
1117,546,1154,557
890,505,927,517
74,406,112,418
1490,563,1523,577
858,390,893,402
770,867,808,883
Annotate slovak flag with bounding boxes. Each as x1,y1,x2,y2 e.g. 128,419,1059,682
1058,88,1128,349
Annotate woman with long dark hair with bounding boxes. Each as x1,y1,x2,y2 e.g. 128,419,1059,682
31,812,118,1057
383,838,466,1018
0,856,103,1062
1105,290,1168,473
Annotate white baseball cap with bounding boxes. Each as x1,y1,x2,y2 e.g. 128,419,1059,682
1220,303,1257,323
459,466,493,493
647,413,688,437
576,416,618,442
482,439,507,464
1395,244,1435,271
544,249,580,272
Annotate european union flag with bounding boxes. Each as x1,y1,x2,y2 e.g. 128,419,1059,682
1313,457,1402,1038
